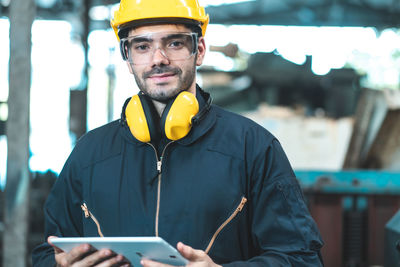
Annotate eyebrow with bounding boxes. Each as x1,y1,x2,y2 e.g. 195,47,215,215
162,33,188,40
130,36,153,43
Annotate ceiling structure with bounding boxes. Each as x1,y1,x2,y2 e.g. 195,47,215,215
206,0,400,28
1,0,400,30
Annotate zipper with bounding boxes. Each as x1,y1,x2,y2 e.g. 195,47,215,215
205,196,247,254
81,203,104,237
146,141,174,237
79,141,173,238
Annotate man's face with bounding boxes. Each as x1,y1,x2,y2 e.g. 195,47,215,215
126,24,206,102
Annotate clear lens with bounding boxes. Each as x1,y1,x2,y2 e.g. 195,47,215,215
121,32,198,65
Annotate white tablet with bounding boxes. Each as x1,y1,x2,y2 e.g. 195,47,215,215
50,236,188,266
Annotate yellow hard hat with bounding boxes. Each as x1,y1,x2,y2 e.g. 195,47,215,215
111,0,210,41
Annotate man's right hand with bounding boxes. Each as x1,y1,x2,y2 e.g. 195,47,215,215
48,236,130,267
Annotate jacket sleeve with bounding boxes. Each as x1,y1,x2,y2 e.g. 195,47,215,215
31,149,84,266
224,136,324,267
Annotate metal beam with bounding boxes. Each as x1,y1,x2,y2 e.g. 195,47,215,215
343,89,386,169
206,1,400,27
3,0,400,28
296,170,400,194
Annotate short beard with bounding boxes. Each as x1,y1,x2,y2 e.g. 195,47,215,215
131,60,196,103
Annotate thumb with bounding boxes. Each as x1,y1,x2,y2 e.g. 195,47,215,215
177,242,207,262
47,236,64,254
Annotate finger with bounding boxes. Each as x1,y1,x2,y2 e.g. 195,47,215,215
64,243,92,265
52,243,92,266
47,236,63,254
141,258,171,267
47,235,72,266
116,258,132,267
177,242,207,262
74,248,116,267
93,253,127,267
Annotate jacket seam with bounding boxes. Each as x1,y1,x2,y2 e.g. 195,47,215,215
206,147,244,161
80,151,122,170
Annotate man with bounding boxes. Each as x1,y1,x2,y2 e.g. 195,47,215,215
32,0,324,266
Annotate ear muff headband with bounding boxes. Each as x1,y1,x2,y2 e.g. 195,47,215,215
163,92,199,140
125,95,151,143
125,92,199,142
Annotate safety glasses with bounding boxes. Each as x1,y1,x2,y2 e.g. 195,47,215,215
120,31,198,65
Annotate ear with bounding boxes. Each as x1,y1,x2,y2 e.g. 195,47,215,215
196,37,206,66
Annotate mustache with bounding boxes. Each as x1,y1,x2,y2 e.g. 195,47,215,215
143,66,181,79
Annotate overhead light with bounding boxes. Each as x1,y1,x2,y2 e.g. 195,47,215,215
0,103,7,121
35,0,57,9
1,0,10,6
89,4,119,21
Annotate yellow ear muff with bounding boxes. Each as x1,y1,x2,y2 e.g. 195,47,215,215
125,95,151,143
164,92,199,140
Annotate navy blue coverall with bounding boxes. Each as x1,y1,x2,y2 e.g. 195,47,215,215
32,88,324,266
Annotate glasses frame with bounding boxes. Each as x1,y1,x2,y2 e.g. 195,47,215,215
119,31,199,65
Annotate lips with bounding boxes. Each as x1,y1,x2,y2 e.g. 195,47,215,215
149,73,175,78
148,73,176,83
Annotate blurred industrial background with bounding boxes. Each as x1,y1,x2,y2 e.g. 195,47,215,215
1,0,400,266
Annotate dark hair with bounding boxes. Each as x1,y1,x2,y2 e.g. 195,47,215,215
118,17,202,40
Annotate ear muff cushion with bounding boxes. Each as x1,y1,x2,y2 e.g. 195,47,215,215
125,94,161,142
161,92,199,141
138,94,161,142
160,99,174,139
125,95,151,142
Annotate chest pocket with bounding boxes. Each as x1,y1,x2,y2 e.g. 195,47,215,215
205,196,247,253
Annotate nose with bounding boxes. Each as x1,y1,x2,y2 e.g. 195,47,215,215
151,48,169,66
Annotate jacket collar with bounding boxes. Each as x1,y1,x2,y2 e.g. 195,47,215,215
119,84,216,146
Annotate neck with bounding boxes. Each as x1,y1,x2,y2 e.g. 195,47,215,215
152,101,167,116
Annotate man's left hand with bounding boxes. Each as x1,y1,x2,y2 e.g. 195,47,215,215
140,242,222,267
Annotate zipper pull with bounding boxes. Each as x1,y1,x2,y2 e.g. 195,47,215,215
157,160,162,172
81,203,90,218
237,197,247,212
80,202,105,237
